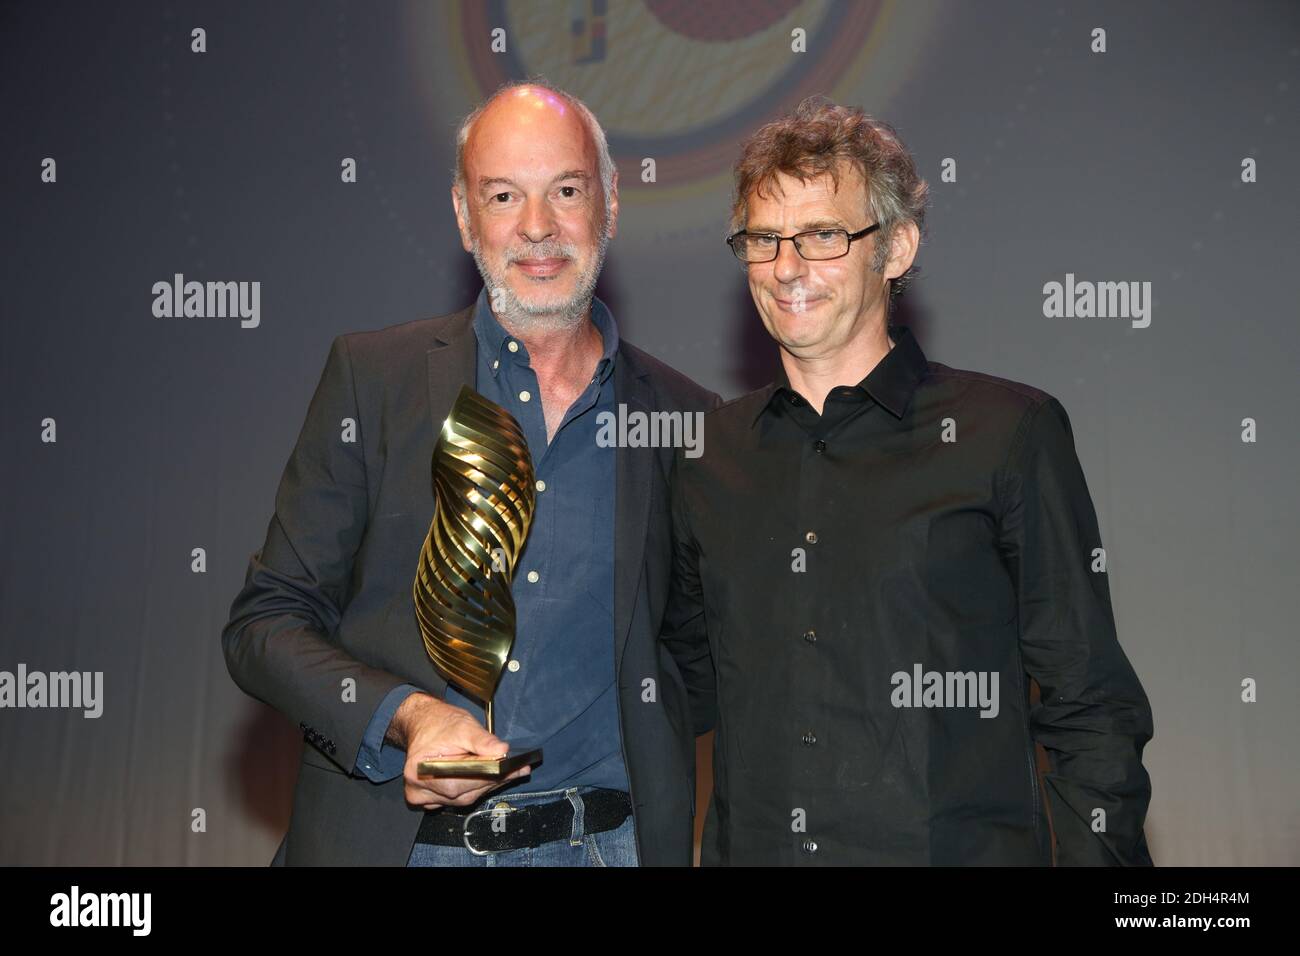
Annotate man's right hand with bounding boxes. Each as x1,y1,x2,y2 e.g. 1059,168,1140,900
386,692,531,809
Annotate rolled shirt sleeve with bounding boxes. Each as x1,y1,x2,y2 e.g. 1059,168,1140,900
998,397,1155,865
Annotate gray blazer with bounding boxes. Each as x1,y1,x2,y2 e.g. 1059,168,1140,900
222,304,720,865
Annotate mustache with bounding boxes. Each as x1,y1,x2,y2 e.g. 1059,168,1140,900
505,241,577,262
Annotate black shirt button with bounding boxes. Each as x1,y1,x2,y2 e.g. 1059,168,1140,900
813,439,826,453
805,531,818,544
801,732,817,746
802,840,819,854
803,629,817,644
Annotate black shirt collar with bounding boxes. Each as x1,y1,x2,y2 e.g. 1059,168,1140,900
751,324,928,427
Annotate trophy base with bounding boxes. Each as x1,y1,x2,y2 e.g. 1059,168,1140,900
417,748,542,779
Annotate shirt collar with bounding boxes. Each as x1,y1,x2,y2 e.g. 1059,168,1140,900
471,286,619,384
751,324,928,427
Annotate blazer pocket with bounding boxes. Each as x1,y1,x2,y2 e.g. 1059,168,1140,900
300,743,348,775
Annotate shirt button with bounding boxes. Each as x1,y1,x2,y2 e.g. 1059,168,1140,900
492,359,499,370
526,570,540,583
535,479,546,492
801,732,817,746
805,531,818,544
507,659,520,673
803,629,817,644
802,840,819,854
519,390,531,403
507,340,519,353
813,439,826,453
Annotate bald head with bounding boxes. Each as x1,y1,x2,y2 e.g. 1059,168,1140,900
453,82,615,226
469,85,584,156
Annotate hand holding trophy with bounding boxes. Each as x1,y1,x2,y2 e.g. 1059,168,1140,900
412,385,543,778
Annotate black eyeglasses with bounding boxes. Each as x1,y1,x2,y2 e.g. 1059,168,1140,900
727,223,880,263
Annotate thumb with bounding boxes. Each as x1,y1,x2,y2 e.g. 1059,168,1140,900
459,721,507,757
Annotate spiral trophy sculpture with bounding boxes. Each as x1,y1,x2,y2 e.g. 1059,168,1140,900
412,385,542,778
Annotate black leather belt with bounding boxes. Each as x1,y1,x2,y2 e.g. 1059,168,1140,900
416,788,632,855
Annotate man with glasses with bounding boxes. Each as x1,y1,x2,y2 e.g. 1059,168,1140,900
661,97,1154,865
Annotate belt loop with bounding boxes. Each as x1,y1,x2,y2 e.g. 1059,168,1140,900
565,787,584,846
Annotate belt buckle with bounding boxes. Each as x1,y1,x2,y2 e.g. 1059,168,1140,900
461,801,516,857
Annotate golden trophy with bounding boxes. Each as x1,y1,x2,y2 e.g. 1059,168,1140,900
412,385,542,778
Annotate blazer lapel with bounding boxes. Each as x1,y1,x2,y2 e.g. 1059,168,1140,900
425,306,477,439
613,350,655,675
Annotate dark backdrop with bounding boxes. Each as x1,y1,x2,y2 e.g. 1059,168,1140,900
1,0,1297,865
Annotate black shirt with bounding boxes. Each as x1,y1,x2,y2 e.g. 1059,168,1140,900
662,325,1154,865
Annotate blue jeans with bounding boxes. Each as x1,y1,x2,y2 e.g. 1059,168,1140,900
406,785,640,867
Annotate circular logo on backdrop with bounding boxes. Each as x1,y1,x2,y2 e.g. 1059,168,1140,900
453,0,887,190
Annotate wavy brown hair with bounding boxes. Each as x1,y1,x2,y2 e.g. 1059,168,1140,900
730,96,929,300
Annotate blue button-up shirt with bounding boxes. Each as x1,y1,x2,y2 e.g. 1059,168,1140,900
353,287,628,799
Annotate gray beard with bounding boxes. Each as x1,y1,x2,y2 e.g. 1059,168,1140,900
470,230,610,334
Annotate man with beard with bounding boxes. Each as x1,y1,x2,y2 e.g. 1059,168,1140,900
223,81,718,866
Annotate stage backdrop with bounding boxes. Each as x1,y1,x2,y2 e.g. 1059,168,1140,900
1,0,1297,865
